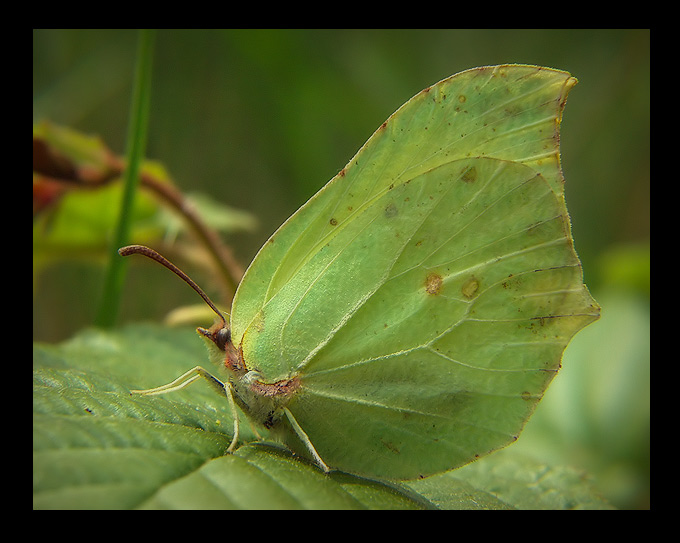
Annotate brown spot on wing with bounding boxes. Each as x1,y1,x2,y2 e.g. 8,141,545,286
425,273,443,295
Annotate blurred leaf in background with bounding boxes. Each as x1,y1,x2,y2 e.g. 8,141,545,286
511,234,650,508
33,121,163,272
33,29,649,508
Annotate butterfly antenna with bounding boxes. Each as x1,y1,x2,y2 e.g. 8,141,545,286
119,245,227,327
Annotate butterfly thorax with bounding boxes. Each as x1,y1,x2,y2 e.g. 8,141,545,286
231,369,300,428
198,321,300,429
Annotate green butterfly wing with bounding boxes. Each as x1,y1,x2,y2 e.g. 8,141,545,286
230,65,599,479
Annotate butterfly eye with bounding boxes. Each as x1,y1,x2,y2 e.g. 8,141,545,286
214,327,231,352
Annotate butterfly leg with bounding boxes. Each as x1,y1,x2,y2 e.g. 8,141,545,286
283,408,330,473
131,366,241,453
224,381,240,453
130,366,227,397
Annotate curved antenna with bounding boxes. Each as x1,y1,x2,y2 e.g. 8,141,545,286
119,245,226,327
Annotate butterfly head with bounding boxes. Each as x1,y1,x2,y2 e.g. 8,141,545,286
197,319,245,375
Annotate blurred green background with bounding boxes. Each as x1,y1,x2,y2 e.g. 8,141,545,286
33,29,649,508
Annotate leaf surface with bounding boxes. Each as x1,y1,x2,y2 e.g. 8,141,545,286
33,325,611,509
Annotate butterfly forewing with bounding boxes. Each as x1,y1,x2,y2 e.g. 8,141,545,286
229,65,599,479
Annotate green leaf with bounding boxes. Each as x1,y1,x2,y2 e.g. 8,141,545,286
33,119,164,269
458,450,615,510
409,450,614,510
33,325,611,509
33,325,430,509
33,180,160,251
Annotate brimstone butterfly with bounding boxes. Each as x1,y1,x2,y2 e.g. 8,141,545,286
121,65,599,480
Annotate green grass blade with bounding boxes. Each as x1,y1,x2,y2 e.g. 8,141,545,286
95,29,155,327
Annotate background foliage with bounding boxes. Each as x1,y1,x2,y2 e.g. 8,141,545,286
33,29,649,509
